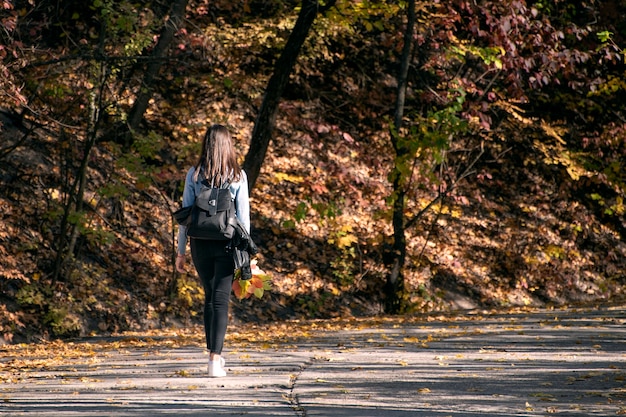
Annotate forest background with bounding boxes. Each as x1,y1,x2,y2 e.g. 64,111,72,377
0,0,624,343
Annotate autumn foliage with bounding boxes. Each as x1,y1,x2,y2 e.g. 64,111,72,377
232,261,272,300
0,0,624,343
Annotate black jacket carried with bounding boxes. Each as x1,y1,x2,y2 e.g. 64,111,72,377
227,219,258,280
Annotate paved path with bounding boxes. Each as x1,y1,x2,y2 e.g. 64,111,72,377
1,306,624,416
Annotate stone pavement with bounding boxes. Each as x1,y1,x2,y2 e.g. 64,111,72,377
1,305,624,416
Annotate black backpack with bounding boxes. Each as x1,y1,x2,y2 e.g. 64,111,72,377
185,180,237,240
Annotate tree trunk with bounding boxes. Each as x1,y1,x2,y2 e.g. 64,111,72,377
52,62,107,283
385,175,408,313
243,0,337,191
385,0,416,314
105,0,188,147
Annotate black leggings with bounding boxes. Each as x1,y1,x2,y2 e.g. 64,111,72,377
190,239,234,354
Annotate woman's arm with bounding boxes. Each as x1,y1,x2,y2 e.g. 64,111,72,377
177,167,196,255
234,170,250,233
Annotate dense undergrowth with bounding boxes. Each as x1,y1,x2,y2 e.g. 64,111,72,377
0,0,625,343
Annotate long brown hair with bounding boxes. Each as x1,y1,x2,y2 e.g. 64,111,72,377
193,124,242,184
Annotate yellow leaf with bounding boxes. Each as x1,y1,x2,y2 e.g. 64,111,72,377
272,172,304,184
337,234,357,249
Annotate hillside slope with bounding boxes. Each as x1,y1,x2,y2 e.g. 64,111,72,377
2,92,625,344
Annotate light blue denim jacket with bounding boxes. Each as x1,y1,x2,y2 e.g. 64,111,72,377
176,166,250,255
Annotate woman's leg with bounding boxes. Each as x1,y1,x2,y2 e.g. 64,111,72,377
209,255,234,355
191,239,216,351
190,239,233,354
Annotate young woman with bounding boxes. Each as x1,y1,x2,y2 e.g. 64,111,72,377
175,124,250,377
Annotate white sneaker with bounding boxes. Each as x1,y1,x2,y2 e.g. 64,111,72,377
208,357,226,378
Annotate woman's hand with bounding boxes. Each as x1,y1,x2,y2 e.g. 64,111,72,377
176,254,186,273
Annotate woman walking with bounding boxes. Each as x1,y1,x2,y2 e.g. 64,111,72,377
175,124,250,377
